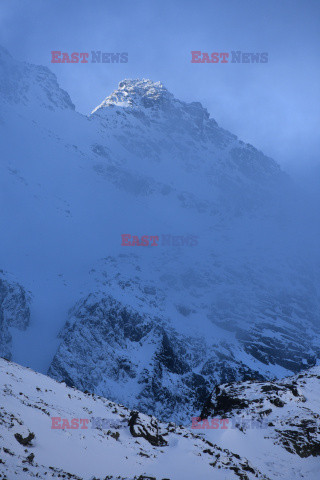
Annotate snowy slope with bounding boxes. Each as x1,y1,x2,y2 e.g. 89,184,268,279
0,357,268,480
1,358,320,479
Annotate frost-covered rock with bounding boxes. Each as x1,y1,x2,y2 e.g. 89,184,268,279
200,366,320,460
48,291,264,423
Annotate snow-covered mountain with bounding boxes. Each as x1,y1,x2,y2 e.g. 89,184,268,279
0,46,319,426
1,357,319,479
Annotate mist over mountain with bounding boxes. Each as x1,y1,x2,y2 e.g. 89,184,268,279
0,47,319,425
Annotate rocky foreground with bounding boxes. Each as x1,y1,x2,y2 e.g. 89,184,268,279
1,357,320,479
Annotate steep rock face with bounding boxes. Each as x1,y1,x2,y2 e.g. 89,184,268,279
48,292,265,424
48,251,320,423
0,272,31,360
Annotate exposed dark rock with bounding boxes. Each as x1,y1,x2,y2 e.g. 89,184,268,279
14,432,35,447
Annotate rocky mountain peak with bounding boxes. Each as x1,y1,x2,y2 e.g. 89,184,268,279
92,78,173,110
91,78,213,126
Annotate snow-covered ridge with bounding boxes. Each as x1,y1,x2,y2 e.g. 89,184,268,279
0,357,270,480
200,366,320,478
1,358,320,479
0,46,74,111
89,77,284,206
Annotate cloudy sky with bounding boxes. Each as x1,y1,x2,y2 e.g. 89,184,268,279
1,0,319,172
